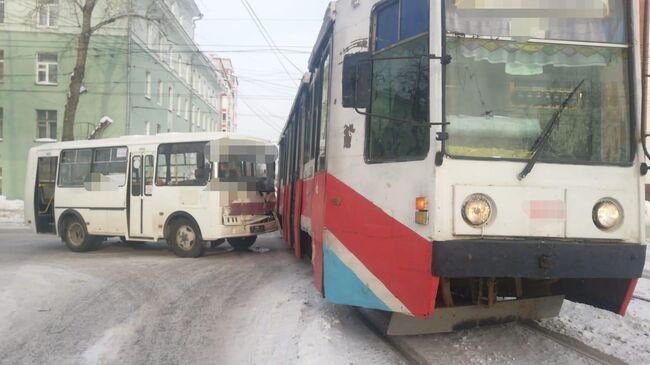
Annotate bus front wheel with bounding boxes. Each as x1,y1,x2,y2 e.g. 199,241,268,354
62,216,99,253
168,219,206,258
228,236,257,251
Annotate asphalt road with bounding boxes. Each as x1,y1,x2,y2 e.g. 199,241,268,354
0,228,403,365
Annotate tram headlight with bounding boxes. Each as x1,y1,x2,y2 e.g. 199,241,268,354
462,194,493,227
593,199,623,231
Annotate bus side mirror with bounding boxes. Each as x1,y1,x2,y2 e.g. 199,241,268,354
342,52,372,109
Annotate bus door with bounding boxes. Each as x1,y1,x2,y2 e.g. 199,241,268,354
129,154,155,238
34,156,57,233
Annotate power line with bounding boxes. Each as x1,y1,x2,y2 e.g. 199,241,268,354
239,0,301,87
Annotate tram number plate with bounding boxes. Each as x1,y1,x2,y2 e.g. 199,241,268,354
250,225,265,234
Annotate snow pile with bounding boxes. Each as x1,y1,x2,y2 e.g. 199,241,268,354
0,196,24,224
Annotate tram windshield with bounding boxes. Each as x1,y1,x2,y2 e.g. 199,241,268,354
445,0,633,164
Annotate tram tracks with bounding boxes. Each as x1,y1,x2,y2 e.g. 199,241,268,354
520,321,628,365
353,307,629,365
352,308,429,365
632,295,650,303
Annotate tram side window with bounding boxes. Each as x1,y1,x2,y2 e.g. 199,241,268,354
156,142,209,187
301,92,313,165
367,0,430,162
91,147,127,186
59,149,92,187
316,50,331,172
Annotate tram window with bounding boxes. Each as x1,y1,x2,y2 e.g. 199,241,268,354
375,2,399,50
400,0,428,40
156,142,209,187
317,51,331,172
367,34,430,162
375,0,428,51
367,0,430,162
302,92,313,164
59,149,92,187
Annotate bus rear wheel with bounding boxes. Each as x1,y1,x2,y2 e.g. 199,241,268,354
168,219,205,258
228,236,257,251
62,216,99,253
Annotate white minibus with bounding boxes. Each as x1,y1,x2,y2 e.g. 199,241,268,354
24,133,278,257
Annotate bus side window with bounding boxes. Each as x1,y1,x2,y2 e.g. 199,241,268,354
144,155,154,196
131,156,142,197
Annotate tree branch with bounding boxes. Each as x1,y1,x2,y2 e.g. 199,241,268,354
90,13,158,33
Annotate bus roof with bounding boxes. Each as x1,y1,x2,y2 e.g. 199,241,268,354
29,132,275,152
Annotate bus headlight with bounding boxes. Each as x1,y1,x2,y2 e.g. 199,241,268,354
593,199,623,231
462,194,493,227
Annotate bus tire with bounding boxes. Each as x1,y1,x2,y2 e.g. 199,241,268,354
62,216,99,253
168,218,205,258
211,239,225,248
228,236,257,251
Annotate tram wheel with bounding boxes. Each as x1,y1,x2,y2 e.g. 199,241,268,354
227,236,257,251
62,216,99,253
168,219,205,258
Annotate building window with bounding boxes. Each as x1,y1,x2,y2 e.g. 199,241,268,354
185,99,189,120
168,86,173,111
36,110,57,140
0,107,3,140
177,95,182,116
38,0,58,28
36,52,58,85
147,24,156,49
177,55,183,75
157,80,163,104
0,0,4,24
145,72,151,99
168,45,173,66
145,121,150,135
156,123,161,134
0,50,4,82
159,33,165,59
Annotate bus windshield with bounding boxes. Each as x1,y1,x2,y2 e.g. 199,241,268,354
445,0,632,165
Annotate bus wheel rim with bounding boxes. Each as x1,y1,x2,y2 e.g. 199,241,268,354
176,225,196,251
68,223,85,246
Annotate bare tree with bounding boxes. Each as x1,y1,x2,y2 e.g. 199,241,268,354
61,0,156,141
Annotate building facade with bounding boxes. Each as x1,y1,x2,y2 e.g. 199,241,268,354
211,56,238,133
0,0,230,199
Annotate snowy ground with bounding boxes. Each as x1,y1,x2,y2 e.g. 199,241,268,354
0,204,648,364
0,196,24,225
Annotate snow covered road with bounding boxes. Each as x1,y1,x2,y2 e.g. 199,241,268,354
0,228,648,365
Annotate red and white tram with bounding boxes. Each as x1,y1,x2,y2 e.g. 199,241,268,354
278,0,647,333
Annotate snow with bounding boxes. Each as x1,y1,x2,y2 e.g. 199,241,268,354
0,196,24,225
539,290,650,364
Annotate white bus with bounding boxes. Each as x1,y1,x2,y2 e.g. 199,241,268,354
24,133,279,257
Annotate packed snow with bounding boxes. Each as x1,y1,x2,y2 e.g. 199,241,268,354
0,196,24,225
538,284,650,364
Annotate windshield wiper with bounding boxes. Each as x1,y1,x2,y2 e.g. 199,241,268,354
517,80,584,181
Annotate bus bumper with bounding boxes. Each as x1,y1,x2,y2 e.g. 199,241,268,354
432,240,646,279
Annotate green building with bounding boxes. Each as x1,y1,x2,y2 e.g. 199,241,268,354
0,0,230,199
